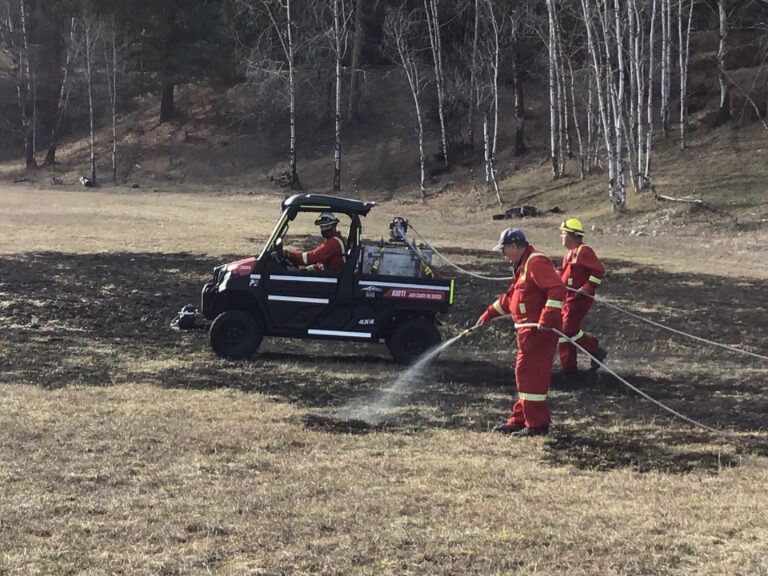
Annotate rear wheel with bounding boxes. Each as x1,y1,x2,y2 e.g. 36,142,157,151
210,309,263,360
386,317,442,365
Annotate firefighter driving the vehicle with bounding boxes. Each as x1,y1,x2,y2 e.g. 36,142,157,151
285,212,347,271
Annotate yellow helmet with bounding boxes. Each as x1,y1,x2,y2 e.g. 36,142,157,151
560,218,585,236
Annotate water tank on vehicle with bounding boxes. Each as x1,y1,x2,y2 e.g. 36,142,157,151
360,244,434,277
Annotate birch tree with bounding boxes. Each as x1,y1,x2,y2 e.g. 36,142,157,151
660,0,672,136
580,0,626,209
424,0,449,166
258,0,302,189
642,0,657,187
479,0,502,204
43,16,81,168
545,0,561,179
510,11,526,156
467,0,479,151
330,0,350,191
678,0,694,149
1,0,38,168
383,5,429,201
82,6,99,184
103,16,118,182
347,0,364,122
716,0,730,123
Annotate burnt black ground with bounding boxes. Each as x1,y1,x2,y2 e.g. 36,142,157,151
1,249,766,472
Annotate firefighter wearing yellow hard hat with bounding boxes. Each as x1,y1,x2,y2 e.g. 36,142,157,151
558,218,607,374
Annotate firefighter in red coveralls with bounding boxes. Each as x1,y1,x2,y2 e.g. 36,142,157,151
476,228,566,437
285,212,347,271
558,218,607,374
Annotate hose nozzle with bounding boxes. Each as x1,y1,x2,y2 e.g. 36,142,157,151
460,323,483,337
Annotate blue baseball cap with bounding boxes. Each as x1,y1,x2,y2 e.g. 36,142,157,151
492,227,527,251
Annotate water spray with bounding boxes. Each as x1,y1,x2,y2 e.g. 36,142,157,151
305,323,486,429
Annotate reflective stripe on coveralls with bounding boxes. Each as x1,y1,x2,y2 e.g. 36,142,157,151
559,329,584,344
508,250,564,429
518,391,547,401
559,242,604,373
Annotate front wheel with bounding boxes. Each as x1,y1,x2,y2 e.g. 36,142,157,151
386,317,442,365
210,310,263,360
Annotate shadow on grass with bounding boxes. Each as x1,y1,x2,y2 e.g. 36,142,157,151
1,250,767,473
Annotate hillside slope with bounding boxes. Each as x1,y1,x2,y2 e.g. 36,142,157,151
1,63,767,235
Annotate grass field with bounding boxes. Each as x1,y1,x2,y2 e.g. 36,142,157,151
1,184,767,575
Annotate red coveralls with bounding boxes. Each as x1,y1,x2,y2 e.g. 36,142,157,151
558,243,605,373
286,232,347,271
479,246,566,430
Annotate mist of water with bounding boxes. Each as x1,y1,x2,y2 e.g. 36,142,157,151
332,333,466,424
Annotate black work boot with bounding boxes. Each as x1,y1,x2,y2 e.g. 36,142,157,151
590,347,608,371
492,422,525,435
509,427,549,438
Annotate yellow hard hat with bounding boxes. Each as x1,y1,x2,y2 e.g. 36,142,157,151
560,218,585,236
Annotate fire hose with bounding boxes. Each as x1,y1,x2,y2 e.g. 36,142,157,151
512,322,728,436
408,223,768,362
450,319,729,436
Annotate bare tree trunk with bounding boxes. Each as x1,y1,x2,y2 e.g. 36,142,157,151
612,0,627,208
483,113,490,191
424,0,448,166
347,0,364,122
486,0,500,160
555,18,570,170
286,0,300,189
582,0,617,206
545,0,560,179
83,11,97,184
586,77,594,170
468,0,479,151
332,0,343,191
567,59,585,180
511,14,526,156
631,0,646,185
660,0,671,137
678,0,694,150
643,0,657,187
103,16,118,182
716,0,730,123
261,0,301,189
385,8,427,200
18,0,36,168
629,0,639,176
483,112,501,205
44,16,79,168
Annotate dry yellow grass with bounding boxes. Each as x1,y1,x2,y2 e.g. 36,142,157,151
1,382,766,575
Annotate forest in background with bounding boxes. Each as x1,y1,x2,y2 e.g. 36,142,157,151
1,0,767,209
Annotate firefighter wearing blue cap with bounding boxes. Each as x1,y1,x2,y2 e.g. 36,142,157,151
476,227,566,437
285,212,347,271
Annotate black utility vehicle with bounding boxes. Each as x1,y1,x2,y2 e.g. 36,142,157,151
198,194,454,363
